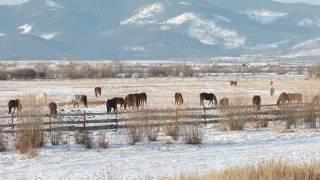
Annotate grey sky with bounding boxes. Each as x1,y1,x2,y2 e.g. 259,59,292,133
273,0,320,5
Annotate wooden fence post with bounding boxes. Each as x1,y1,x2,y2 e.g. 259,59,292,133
11,113,14,130
49,115,52,132
83,110,86,130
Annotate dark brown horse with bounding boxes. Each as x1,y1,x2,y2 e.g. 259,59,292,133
200,93,217,106
125,94,136,109
230,80,237,86
133,93,141,108
252,95,261,110
8,99,22,115
288,93,303,103
175,92,184,105
94,87,102,97
277,92,289,105
140,92,147,107
219,97,229,107
106,98,117,113
114,97,126,110
48,102,57,118
312,95,320,105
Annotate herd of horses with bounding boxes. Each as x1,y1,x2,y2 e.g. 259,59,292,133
6,83,320,117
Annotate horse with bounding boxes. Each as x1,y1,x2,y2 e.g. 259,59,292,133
175,92,184,105
270,80,273,86
35,92,47,106
140,92,147,107
94,87,102,97
72,95,88,108
48,102,57,118
288,93,303,103
114,97,126,110
200,93,217,106
8,99,22,115
125,94,136,109
277,92,289,106
230,80,237,86
133,93,141,108
219,97,229,107
312,95,320,105
252,95,261,110
106,98,117,113
270,87,275,97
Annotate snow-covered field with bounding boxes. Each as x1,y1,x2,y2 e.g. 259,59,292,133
0,77,320,179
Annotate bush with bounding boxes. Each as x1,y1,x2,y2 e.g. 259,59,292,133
50,131,62,145
9,69,37,79
75,131,92,149
0,129,7,152
126,121,144,145
181,124,203,144
98,131,109,149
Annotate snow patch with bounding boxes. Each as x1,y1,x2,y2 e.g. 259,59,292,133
166,12,246,48
17,24,32,34
40,33,59,40
245,9,287,24
124,46,146,52
298,17,320,28
0,0,29,6
120,3,164,26
46,0,62,8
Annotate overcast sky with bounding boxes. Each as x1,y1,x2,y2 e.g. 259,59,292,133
1,0,320,6
273,0,320,5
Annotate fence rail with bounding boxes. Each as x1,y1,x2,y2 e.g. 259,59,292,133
1,103,319,133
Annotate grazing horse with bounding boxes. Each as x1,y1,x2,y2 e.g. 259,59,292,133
133,93,141,108
94,87,102,97
125,94,136,109
48,102,57,118
219,97,229,107
8,99,22,115
230,80,237,86
175,92,184,105
312,95,320,105
140,92,147,107
36,92,47,106
106,98,117,113
200,93,217,106
252,95,261,110
72,95,88,108
277,92,289,105
114,97,126,110
288,93,303,103
270,87,275,97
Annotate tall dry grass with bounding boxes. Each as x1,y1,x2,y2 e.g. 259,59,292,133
0,128,7,152
180,160,320,180
181,122,203,144
15,95,45,155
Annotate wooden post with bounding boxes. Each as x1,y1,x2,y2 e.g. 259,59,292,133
83,110,86,129
115,112,118,130
11,113,14,130
49,115,52,132
203,107,207,125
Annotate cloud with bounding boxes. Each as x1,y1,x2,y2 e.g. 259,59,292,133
0,0,29,6
245,9,288,24
17,24,32,34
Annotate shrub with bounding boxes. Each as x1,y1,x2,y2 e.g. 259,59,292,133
50,131,61,145
181,124,203,144
9,68,37,79
126,121,144,145
98,131,109,149
0,128,7,152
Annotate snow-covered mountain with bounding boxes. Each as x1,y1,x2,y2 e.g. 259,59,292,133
0,0,320,60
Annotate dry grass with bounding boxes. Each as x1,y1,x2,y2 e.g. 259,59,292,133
180,160,320,180
98,131,109,149
50,131,62,145
0,128,7,152
126,121,145,145
15,95,45,155
75,131,92,149
181,123,203,144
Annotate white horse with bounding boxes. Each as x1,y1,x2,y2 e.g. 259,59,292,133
36,92,47,106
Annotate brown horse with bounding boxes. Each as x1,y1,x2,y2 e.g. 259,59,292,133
140,92,147,107
219,97,229,107
8,99,22,115
200,93,217,106
277,92,289,105
94,87,102,97
270,87,275,97
288,93,303,103
133,93,141,108
312,95,320,105
175,92,184,105
48,102,57,118
114,97,126,110
252,95,261,110
106,98,117,113
125,94,136,109
230,80,237,86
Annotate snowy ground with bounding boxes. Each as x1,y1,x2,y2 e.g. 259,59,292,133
0,77,320,179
